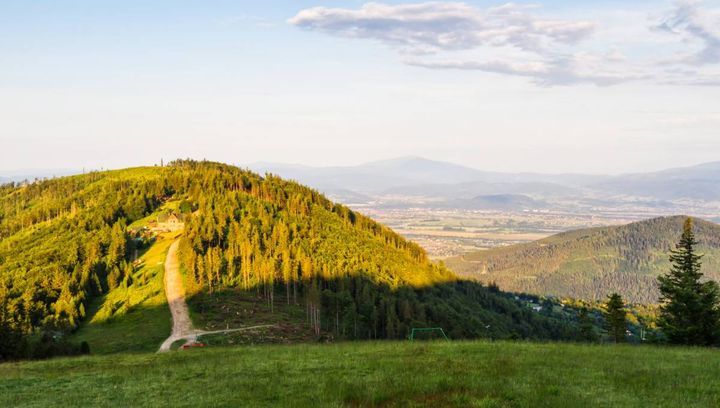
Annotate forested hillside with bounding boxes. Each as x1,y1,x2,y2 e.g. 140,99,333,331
446,216,720,303
0,161,578,358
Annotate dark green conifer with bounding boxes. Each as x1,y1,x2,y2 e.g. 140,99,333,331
578,307,598,342
603,293,627,343
657,218,720,346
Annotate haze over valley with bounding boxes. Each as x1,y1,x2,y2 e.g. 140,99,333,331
249,156,720,257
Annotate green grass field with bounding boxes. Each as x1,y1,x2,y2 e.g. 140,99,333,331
2,340,718,407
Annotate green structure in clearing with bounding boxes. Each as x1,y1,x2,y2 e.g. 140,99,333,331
409,327,449,341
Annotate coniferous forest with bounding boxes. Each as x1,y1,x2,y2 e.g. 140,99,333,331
447,216,720,303
0,161,578,359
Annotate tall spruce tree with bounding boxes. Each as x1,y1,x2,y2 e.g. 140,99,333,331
603,293,627,343
657,218,720,346
578,307,598,342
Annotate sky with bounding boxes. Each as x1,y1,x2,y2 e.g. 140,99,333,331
1,0,719,175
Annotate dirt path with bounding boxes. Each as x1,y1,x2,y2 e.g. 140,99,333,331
158,240,276,352
159,240,194,352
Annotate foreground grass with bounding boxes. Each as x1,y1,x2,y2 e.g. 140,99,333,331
2,341,719,407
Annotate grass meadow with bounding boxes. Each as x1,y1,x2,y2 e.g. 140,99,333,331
2,340,719,407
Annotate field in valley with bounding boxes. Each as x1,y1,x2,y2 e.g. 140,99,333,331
356,208,641,258
2,340,719,407
354,204,720,259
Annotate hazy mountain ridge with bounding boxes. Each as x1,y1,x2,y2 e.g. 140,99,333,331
445,216,720,303
590,162,720,200
248,157,720,206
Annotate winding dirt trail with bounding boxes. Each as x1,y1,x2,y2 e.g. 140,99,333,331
159,240,193,352
158,240,275,352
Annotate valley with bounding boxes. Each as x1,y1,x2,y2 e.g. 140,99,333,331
251,157,720,259
347,202,720,259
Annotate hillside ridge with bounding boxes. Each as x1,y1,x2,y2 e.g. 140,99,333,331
446,215,720,303
0,160,578,358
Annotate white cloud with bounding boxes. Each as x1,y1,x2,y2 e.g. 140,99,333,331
654,0,720,65
288,2,595,54
405,54,647,86
290,1,720,87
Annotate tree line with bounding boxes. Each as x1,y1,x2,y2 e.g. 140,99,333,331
592,218,720,346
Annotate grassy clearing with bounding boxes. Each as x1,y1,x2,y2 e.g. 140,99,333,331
127,200,181,229
188,289,318,345
70,232,180,354
2,341,719,407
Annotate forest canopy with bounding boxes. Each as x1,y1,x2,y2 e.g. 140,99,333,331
0,160,578,359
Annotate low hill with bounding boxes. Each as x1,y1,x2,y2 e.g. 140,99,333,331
3,341,720,407
0,160,578,358
446,216,720,303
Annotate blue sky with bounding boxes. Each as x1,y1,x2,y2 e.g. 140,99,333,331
1,1,719,174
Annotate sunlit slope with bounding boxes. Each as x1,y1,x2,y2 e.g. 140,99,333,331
447,216,720,303
0,161,453,337
0,160,586,349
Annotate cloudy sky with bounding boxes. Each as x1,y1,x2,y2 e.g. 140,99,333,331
1,0,719,174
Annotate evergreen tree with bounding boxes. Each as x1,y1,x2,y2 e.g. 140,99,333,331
603,293,627,343
0,321,25,361
657,218,720,346
578,307,598,342
80,341,90,355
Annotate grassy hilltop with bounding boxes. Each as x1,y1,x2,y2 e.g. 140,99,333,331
1,160,580,359
447,216,720,303
2,341,719,408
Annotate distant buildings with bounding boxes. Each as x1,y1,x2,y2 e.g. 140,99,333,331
150,212,185,232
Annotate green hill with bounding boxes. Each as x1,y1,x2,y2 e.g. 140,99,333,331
3,340,720,407
446,216,720,304
0,160,578,359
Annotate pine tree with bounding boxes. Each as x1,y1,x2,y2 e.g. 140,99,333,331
578,307,598,342
657,218,720,346
603,293,627,343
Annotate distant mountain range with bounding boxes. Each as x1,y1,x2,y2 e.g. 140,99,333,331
589,161,720,201
6,157,720,211
248,156,720,205
445,216,720,304
249,156,600,193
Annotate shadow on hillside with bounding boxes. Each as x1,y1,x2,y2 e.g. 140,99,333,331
183,276,579,344
70,300,172,355
70,276,581,355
